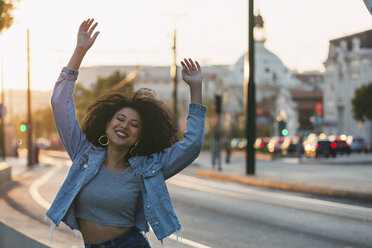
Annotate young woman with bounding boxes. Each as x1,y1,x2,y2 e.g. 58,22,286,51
46,18,206,248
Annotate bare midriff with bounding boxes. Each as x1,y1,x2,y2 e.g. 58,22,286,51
78,218,133,244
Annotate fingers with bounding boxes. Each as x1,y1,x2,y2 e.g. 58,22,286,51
80,18,95,31
79,20,87,30
92,31,100,42
88,18,94,25
188,58,196,69
181,58,200,72
86,18,94,30
195,61,201,70
80,18,90,31
88,22,98,36
180,61,189,74
183,58,192,70
79,18,99,39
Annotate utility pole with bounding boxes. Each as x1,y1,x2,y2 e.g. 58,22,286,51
27,29,34,166
163,13,186,129
0,58,5,160
214,94,222,171
245,0,256,175
171,29,178,128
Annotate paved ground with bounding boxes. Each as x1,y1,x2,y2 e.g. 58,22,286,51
193,151,372,202
1,151,372,247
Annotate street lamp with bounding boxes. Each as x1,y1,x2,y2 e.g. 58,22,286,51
245,0,256,175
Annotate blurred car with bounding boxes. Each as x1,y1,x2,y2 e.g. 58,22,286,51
36,138,52,149
254,137,269,152
316,140,337,158
266,136,281,153
231,138,246,150
304,139,337,158
232,137,272,152
288,136,304,155
350,138,368,153
335,139,351,155
281,136,295,155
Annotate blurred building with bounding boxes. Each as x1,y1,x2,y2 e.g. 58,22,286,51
78,65,229,127
290,71,324,135
77,16,328,139
223,41,301,138
222,14,324,138
323,29,372,143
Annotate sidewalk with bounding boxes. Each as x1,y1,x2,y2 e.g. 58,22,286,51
193,151,372,202
0,157,84,248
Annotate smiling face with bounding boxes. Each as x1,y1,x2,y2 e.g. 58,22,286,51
106,107,142,149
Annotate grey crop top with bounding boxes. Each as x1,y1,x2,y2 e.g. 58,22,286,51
75,164,140,227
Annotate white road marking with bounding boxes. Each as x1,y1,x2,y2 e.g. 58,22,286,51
28,154,71,210
168,233,212,248
168,174,372,222
149,226,212,248
28,163,61,210
173,174,372,215
15,167,39,180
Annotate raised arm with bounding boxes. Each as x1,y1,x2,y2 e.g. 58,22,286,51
160,58,206,179
180,58,203,104
51,19,100,160
67,18,100,70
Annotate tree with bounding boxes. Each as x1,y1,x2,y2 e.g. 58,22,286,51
352,83,372,122
0,0,16,34
93,70,133,98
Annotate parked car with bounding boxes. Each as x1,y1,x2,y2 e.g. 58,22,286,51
335,139,351,155
266,136,281,153
230,138,246,150
254,137,269,152
350,138,368,153
316,140,337,158
304,140,336,158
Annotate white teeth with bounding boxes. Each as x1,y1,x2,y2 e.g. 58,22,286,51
116,131,128,138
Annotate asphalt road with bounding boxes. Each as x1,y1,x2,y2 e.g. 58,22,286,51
2,151,372,248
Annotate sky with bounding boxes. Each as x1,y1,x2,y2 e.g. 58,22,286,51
0,0,371,91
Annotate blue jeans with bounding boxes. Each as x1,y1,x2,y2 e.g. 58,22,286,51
84,227,151,248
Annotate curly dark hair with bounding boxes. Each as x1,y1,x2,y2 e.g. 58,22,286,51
81,88,178,158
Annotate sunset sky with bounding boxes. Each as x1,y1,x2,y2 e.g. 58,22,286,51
0,0,371,91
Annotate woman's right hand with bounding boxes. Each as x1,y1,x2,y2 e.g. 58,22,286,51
76,18,100,52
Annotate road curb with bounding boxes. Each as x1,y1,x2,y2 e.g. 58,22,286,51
196,170,372,203
0,162,11,186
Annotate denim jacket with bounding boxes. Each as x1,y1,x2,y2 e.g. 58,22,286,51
45,67,206,241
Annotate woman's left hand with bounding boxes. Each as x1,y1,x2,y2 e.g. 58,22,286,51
181,58,202,88
76,18,100,53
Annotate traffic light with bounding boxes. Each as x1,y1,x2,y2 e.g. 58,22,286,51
20,123,27,133
215,95,222,114
281,128,288,136
278,120,287,136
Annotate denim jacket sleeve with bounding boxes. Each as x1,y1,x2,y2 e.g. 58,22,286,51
160,103,206,179
51,67,89,160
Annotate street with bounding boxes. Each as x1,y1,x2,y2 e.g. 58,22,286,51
1,1,372,247
1,151,372,248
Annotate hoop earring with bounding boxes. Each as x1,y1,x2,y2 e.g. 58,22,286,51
129,141,140,157
98,135,109,146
